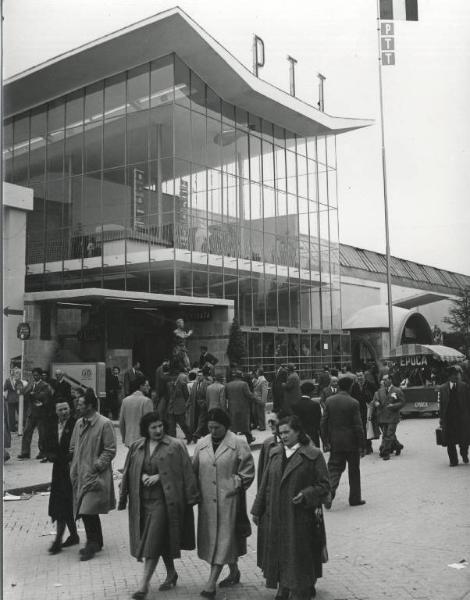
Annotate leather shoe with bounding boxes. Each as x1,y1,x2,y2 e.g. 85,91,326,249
382,455,390,461
62,535,80,548
17,453,30,460
79,542,100,560
350,500,366,506
131,591,148,600
462,455,469,464
36,453,45,459
219,569,240,587
48,541,62,555
159,572,178,591
200,591,216,599
274,588,290,600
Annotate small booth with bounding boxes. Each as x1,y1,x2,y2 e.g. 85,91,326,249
386,344,465,416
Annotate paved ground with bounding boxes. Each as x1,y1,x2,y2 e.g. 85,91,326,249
3,417,470,600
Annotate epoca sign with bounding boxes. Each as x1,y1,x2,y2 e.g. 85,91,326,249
400,355,428,367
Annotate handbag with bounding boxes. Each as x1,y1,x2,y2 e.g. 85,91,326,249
435,427,447,447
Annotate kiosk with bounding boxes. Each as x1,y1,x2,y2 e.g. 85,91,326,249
386,344,465,416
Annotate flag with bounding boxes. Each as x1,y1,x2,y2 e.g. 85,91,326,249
380,0,418,21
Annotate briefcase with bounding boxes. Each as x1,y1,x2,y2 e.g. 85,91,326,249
435,427,447,447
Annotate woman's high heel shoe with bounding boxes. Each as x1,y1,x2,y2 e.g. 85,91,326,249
159,572,178,591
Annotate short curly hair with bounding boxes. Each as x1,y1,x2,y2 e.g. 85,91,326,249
139,412,168,438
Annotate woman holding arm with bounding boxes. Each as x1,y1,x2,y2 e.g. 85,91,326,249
118,412,199,599
193,408,255,598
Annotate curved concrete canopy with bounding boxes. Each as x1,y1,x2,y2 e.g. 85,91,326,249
343,304,433,347
4,7,373,137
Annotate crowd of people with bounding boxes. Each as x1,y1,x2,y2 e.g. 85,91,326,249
3,346,470,599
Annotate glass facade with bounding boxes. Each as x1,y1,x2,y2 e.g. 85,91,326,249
4,53,348,375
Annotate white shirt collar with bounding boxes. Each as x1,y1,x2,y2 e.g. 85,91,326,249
284,443,300,458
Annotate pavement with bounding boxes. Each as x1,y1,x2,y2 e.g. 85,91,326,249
3,422,272,493
3,417,470,600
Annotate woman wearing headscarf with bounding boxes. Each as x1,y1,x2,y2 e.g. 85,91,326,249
252,415,330,600
118,412,199,599
193,408,255,598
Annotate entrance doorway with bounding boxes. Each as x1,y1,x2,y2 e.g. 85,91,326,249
107,305,175,385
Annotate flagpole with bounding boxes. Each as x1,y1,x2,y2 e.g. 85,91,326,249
376,0,395,353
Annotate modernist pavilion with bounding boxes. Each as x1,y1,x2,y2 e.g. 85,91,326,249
3,8,372,379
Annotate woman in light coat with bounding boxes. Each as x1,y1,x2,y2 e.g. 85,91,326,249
193,408,255,598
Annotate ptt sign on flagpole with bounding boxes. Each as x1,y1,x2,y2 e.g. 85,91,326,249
381,22,395,66
379,0,418,66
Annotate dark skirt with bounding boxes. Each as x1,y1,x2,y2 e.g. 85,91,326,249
137,484,170,560
48,464,74,522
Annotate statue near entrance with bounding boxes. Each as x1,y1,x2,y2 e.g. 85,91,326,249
172,318,193,370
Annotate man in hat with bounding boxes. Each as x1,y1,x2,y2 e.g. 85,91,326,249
439,366,470,466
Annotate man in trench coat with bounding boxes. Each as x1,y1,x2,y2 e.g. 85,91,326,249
225,371,256,443
70,390,116,561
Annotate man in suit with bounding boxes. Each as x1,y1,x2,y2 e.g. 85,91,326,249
206,372,226,412
293,394,322,448
373,374,405,461
51,369,72,406
123,360,143,397
18,368,54,460
439,366,470,466
320,376,339,411
3,368,26,432
119,374,153,447
281,363,301,415
167,366,193,442
351,371,370,452
154,360,171,421
272,364,287,414
46,401,79,554
189,366,212,441
321,375,366,507
317,366,331,396
199,345,218,370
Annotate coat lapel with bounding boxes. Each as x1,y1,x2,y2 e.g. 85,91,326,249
214,431,237,461
280,450,303,485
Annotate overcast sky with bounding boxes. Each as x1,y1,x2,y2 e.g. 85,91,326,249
3,0,470,275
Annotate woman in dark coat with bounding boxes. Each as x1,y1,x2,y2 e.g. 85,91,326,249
118,412,199,599
47,400,79,553
252,415,330,600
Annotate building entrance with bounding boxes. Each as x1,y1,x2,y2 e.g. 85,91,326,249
106,304,178,384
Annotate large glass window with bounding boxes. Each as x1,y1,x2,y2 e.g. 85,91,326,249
15,53,342,346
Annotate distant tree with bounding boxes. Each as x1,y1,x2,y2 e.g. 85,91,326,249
443,287,470,357
226,316,246,366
